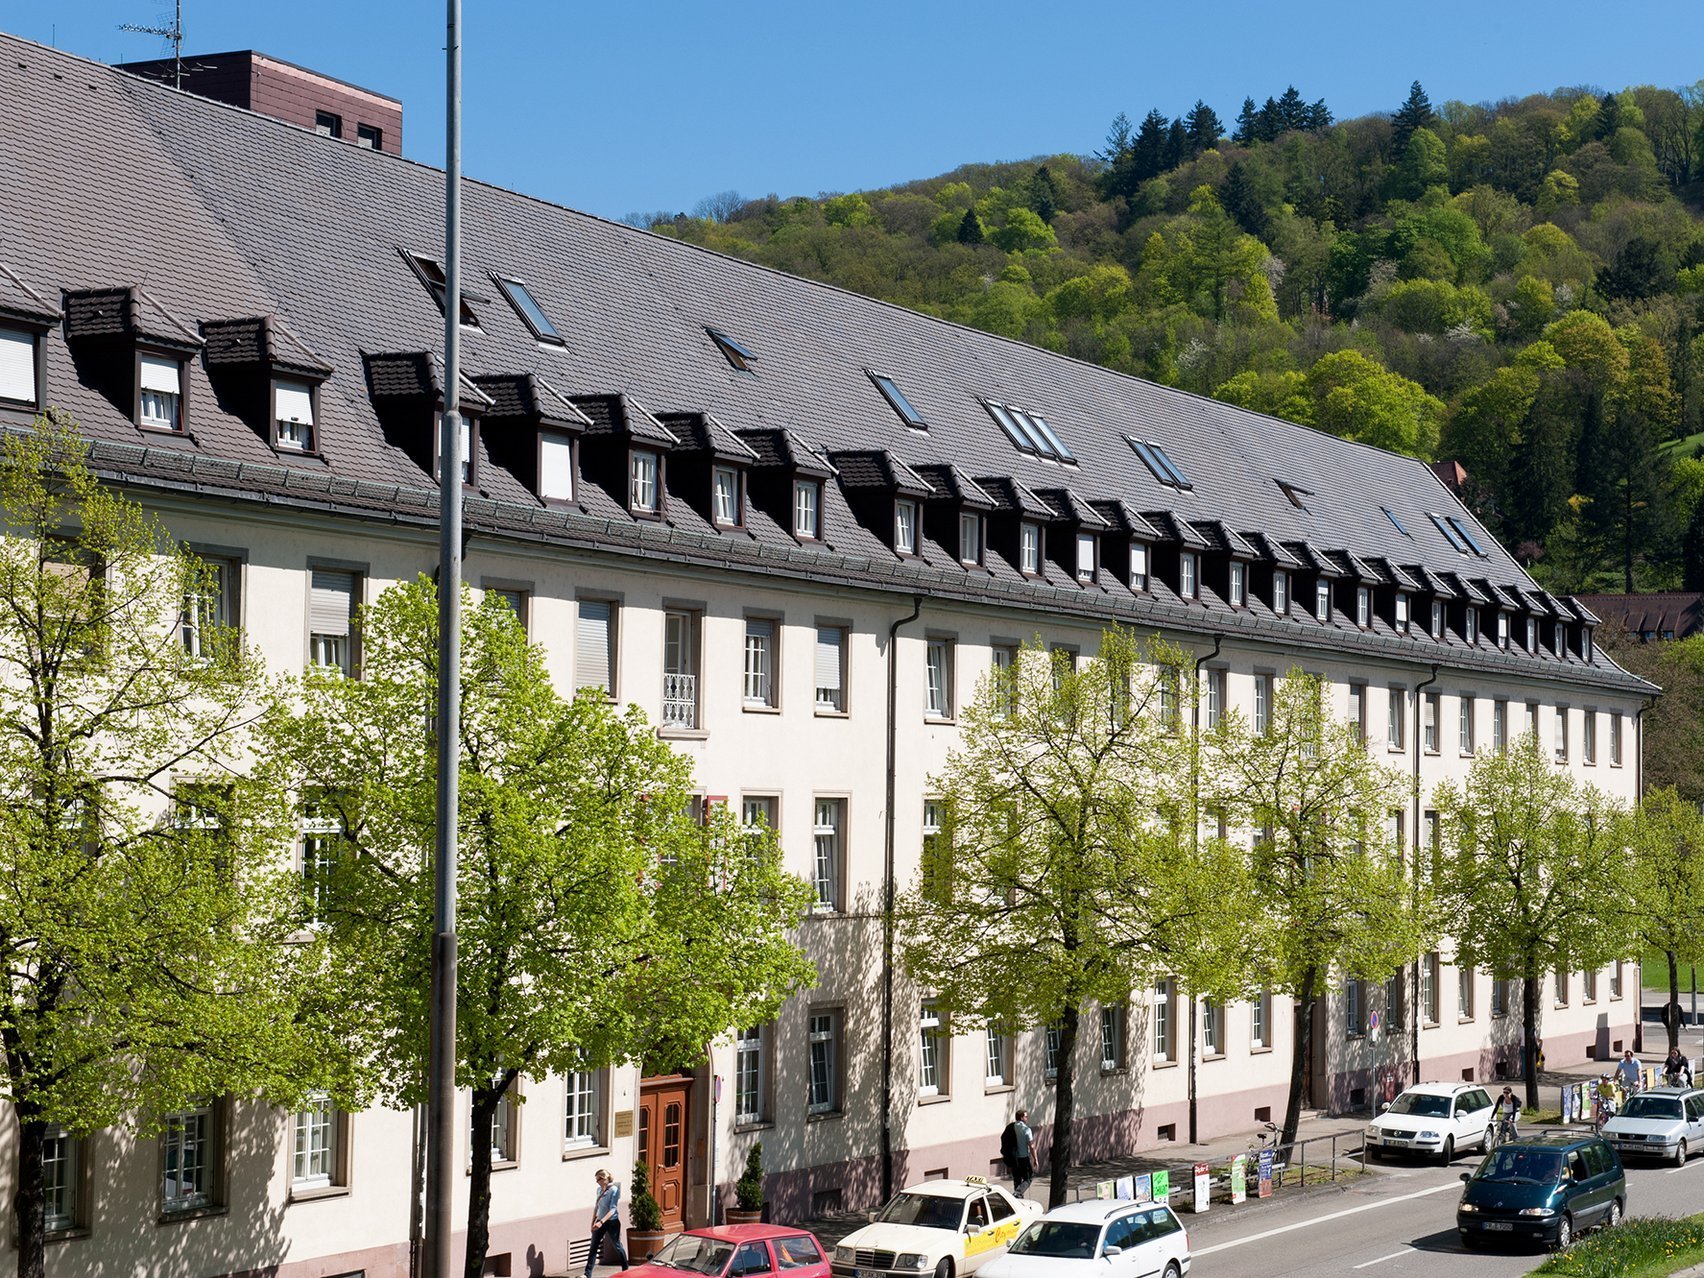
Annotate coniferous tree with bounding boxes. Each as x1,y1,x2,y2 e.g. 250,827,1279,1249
1185,99,1224,154
1391,81,1436,158
1220,162,1269,239
1027,164,1059,223
1598,236,1671,302
1275,85,1308,133
1164,118,1190,171
1306,97,1335,131
1595,91,1623,141
1131,108,1171,183
957,207,984,244
1232,96,1259,145
1097,111,1133,163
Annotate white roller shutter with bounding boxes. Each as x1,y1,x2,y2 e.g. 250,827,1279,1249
576,600,612,692
539,435,573,500
309,570,354,637
274,380,315,426
139,353,181,394
814,626,842,692
0,329,35,404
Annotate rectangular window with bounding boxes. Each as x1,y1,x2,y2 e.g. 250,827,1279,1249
1611,713,1624,766
743,618,776,708
1045,1024,1063,1079
1201,999,1220,1056
1583,710,1597,764
1100,1004,1126,1071
1159,665,1179,734
1431,600,1444,639
1554,706,1568,762
1465,607,1479,645
958,512,982,566
1206,669,1226,731
1356,586,1371,628
1273,568,1289,615
1130,542,1149,591
713,467,741,526
1314,577,1330,622
315,110,342,137
1395,593,1409,634
494,275,562,343
1611,961,1624,998
741,794,778,832
1179,552,1197,599
0,327,39,406
1345,980,1364,1037
1493,700,1508,753
272,379,316,452
807,1010,841,1113
575,599,617,696
1020,522,1040,574
1584,968,1598,1002
41,1130,79,1233
895,499,918,555
1527,616,1538,652
1458,696,1475,755
734,1028,769,1124
301,796,344,927
478,1085,517,1165
162,1102,219,1213
308,568,357,675
1492,978,1510,1018
871,373,927,428
1230,561,1247,607
991,643,1017,717
565,1069,602,1148
1075,532,1097,583
1423,691,1439,754
812,799,843,911
292,1093,341,1189
661,609,700,731
1498,611,1510,649
181,555,237,657
431,412,475,486
1348,683,1366,744
925,638,954,719
1554,966,1569,1006
139,352,183,430
1251,991,1271,1049
985,1028,1011,1086
1422,953,1440,1025
1424,810,1440,879
539,432,575,502
918,1001,948,1097
1253,673,1273,737
794,480,820,539
629,450,660,513
815,625,847,712
1458,968,1474,1020
1153,979,1174,1062
1387,686,1406,750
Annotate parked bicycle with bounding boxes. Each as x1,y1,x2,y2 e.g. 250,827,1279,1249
1248,1121,1290,1185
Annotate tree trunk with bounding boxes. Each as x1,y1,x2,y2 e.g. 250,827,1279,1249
1522,971,1541,1109
464,1087,499,1278
1281,966,1317,1147
1669,949,1682,1054
13,1112,46,1278
1046,1007,1080,1209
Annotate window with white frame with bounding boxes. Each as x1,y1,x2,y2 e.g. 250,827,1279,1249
41,1128,80,1233
1130,542,1149,591
1583,710,1597,764
921,799,949,902
1465,606,1479,645
629,449,660,513
807,1010,841,1113
1179,552,1197,599
1153,979,1174,1061
734,1028,769,1124
1201,998,1220,1056
925,638,954,718
1075,532,1097,583
1272,568,1288,615
1019,522,1041,575
301,795,344,927
1554,966,1569,1006
1044,1024,1063,1079
181,554,237,658
1458,967,1474,1019
1554,706,1568,761
1395,593,1409,633
1348,683,1366,743
0,327,39,407
272,378,316,451
539,432,575,502
793,480,820,539
895,499,918,555
1314,577,1330,622
1159,665,1179,734
713,467,741,526
1611,960,1624,998
1431,599,1444,639
661,609,701,730
1492,978,1510,1017
1423,692,1439,753
292,1093,341,1190
1584,967,1597,1002
815,625,847,712
431,412,475,486
308,567,358,675
958,512,982,566
1230,561,1247,607
741,795,778,836
1251,991,1271,1048
1387,685,1406,750
743,618,776,708
1206,668,1226,732
1100,1004,1126,1071
1458,695,1475,755
1356,586,1371,628
1345,980,1365,1037
985,1029,1011,1087
564,1069,602,1149
1254,673,1273,737
811,799,843,911
477,1083,518,1165
162,1101,219,1213
1611,713,1624,766
1526,616,1538,652
918,1001,948,1098
139,352,184,430
1498,611,1510,648
575,598,617,696
991,643,1017,717
1493,700,1508,753
1422,953,1439,1025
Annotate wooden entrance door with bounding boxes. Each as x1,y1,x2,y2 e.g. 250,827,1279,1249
638,1075,691,1232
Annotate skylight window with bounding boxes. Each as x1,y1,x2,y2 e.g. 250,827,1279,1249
1277,481,1311,511
985,400,1033,452
1447,515,1487,556
707,328,756,372
1429,512,1471,555
1126,437,1193,491
1382,506,1410,537
1024,411,1075,463
403,251,480,328
870,373,926,430
495,276,563,345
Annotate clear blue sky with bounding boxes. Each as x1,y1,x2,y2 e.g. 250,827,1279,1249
15,2,1704,220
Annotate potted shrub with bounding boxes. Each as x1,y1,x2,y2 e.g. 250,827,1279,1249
628,1159,666,1260
727,1143,765,1224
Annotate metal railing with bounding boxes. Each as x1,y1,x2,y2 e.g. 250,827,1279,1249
1063,1128,1367,1208
662,672,697,728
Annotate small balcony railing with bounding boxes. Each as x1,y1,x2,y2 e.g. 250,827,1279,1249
662,672,698,729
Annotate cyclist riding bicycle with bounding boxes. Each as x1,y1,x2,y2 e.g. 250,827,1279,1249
1664,1047,1693,1088
1618,1048,1644,1097
1491,1086,1520,1144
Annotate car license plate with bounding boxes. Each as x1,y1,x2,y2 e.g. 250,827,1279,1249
857,1269,884,1278
1485,1223,1513,1232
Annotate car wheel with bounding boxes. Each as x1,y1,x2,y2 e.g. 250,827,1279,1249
1483,1125,1495,1151
1366,1144,1381,1163
1439,1136,1455,1165
1678,1140,1689,1168
1163,1265,1181,1278
934,1260,954,1278
1555,1214,1574,1250
1607,1198,1623,1228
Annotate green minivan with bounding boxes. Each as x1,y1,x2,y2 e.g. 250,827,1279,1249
1456,1131,1627,1250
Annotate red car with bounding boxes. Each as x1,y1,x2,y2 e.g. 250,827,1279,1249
630,1225,831,1278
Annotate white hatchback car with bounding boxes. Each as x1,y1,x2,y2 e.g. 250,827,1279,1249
979,1199,1190,1278
832,1178,1043,1278
1363,1081,1496,1163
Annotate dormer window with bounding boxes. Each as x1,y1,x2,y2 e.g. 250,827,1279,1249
1131,542,1149,592
139,352,184,431
1395,593,1409,634
272,379,316,452
958,512,983,566
1431,600,1444,639
1020,522,1042,575
894,498,918,555
1356,586,1371,629
0,327,39,408
539,432,575,503
1584,627,1594,661
1273,569,1289,616
1498,611,1510,649
713,466,741,527
1314,579,1330,623
1230,561,1247,607
1526,617,1537,652
630,450,661,514
1465,607,1479,645
1075,533,1097,584
1179,551,1198,599
793,480,820,539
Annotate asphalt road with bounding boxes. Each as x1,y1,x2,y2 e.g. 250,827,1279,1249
1181,1145,1704,1276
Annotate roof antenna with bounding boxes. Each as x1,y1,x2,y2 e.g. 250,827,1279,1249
120,0,184,89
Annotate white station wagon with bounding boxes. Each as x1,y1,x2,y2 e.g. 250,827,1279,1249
1364,1081,1496,1163
1603,1087,1704,1165
979,1199,1190,1278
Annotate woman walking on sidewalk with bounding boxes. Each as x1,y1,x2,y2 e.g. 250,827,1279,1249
584,1169,629,1278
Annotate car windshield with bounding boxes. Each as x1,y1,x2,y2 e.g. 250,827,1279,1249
1009,1222,1100,1258
878,1193,963,1230
652,1236,736,1275
1622,1096,1683,1120
1473,1147,1564,1184
1387,1093,1452,1118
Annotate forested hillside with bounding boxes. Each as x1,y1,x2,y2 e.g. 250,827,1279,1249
633,81,1704,595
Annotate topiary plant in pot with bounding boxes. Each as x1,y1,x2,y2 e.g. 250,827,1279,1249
628,1159,666,1259
728,1142,765,1223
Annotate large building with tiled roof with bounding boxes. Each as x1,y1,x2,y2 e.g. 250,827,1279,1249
0,30,1653,1278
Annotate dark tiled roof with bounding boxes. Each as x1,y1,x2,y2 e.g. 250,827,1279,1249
64,285,201,350
474,372,593,432
738,427,836,477
658,411,761,463
913,464,994,510
203,315,332,377
1035,487,1110,529
364,351,494,411
831,450,935,497
1089,499,1160,540
1278,539,1331,574
1191,520,1255,558
572,393,679,446
1576,591,1703,638
0,262,59,326
1145,511,1209,549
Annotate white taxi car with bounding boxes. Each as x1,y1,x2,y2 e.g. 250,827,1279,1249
832,1178,1044,1278
1363,1081,1496,1163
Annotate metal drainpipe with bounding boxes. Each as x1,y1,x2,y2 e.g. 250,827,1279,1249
881,595,923,1202
1188,633,1222,1146
1411,664,1439,1091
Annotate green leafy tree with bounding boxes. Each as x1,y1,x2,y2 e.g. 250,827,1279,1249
1624,789,1704,1052
1393,127,1449,199
1433,737,1628,1106
1203,672,1424,1146
1305,350,1446,456
992,207,1059,254
269,579,815,1278
899,631,1254,1206
0,414,323,1278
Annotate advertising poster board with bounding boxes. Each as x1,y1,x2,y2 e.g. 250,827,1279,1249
1133,1173,1152,1203
1230,1155,1247,1204
1257,1148,1275,1198
1096,1180,1114,1200
1562,1084,1573,1125
1114,1175,1134,1201
1152,1170,1170,1204
1191,1163,1210,1214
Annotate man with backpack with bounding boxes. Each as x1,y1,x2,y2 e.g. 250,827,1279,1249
1000,1110,1034,1199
